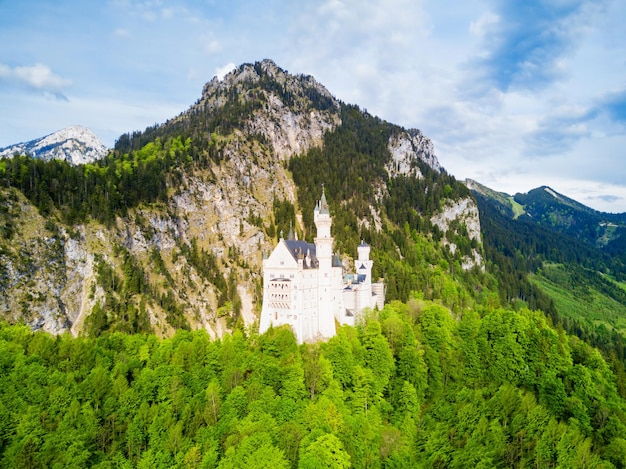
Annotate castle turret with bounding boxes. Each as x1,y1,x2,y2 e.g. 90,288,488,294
356,240,373,286
355,240,374,313
314,187,336,338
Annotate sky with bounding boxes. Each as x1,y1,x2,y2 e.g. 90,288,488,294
1,0,626,212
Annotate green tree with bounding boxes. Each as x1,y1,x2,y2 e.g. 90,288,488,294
298,433,351,469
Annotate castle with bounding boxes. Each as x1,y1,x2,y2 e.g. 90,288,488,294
259,189,385,343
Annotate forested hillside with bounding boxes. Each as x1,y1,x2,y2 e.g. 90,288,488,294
514,187,626,249
2,296,626,468
469,181,626,275
473,191,626,396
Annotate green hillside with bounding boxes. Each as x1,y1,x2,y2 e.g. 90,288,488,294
473,190,626,398
530,264,626,337
514,186,626,252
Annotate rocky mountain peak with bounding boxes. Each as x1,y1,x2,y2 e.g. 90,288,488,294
201,59,336,108
187,60,342,160
0,125,108,165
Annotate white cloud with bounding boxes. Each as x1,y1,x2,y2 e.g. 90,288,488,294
469,11,499,37
0,63,71,98
114,28,131,38
161,7,175,19
215,63,236,81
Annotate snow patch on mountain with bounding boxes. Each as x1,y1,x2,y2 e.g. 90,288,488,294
544,187,561,199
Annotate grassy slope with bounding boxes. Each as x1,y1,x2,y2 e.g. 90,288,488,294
530,266,626,336
508,196,525,219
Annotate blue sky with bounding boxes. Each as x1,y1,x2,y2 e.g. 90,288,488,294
1,0,626,212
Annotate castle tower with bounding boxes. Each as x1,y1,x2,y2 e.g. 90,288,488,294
314,187,336,338
356,240,374,311
356,240,373,286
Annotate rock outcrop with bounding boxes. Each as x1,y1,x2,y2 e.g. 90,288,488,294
386,128,442,178
431,197,484,271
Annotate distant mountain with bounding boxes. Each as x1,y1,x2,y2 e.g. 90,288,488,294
0,125,108,165
466,179,626,249
468,178,626,377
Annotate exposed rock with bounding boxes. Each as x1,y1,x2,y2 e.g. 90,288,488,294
246,96,338,160
431,197,481,242
431,197,484,271
386,129,441,178
197,59,341,161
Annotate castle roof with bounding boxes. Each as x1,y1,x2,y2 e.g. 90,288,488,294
315,186,330,215
284,239,318,268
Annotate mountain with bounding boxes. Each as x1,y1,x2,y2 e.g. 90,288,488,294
0,59,482,336
467,179,626,248
515,186,626,246
0,125,108,165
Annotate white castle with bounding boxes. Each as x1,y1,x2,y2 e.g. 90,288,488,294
259,189,385,343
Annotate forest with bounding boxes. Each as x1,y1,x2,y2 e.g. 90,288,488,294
2,297,626,468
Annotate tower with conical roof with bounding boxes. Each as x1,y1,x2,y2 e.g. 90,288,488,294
314,186,336,339
355,240,374,313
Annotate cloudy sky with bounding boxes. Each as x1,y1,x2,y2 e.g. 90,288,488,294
1,0,625,212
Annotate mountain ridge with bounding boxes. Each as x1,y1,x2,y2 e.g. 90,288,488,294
466,178,626,249
0,125,108,166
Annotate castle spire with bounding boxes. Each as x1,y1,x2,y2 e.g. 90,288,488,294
319,184,329,215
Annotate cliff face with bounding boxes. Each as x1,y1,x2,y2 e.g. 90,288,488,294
386,128,441,178
0,59,483,336
431,197,484,271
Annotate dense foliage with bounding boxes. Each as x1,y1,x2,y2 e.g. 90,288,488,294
0,137,199,226
2,297,626,468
